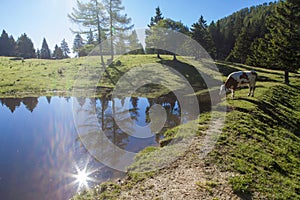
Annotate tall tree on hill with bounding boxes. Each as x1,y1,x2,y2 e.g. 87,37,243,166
148,6,164,27
146,6,164,55
253,0,300,84
36,48,41,59
40,38,51,59
16,33,35,58
61,39,70,58
0,30,16,56
73,33,84,57
8,36,16,56
190,16,216,59
103,0,133,59
208,21,223,59
229,23,257,63
128,30,144,54
69,0,108,65
87,29,94,45
53,45,64,59
146,18,189,60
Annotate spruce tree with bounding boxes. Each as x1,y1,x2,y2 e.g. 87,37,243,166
40,38,51,59
268,0,299,84
16,33,35,58
128,30,144,54
8,36,16,56
69,0,108,65
73,33,84,56
148,7,164,27
53,44,64,59
61,39,70,58
0,30,15,56
103,0,133,59
253,0,300,84
87,29,94,45
190,16,216,59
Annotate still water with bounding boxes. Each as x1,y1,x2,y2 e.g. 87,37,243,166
0,95,181,199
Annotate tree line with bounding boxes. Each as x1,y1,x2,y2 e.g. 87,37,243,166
1,0,298,82
143,1,299,83
0,30,70,59
209,0,299,84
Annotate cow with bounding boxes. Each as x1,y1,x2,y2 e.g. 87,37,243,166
219,71,258,99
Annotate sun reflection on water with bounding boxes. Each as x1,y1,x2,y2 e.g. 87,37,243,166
68,159,98,192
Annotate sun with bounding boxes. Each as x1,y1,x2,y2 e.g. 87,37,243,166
68,160,98,192
73,166,90,189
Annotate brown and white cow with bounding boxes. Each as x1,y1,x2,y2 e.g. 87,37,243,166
219,71,257,98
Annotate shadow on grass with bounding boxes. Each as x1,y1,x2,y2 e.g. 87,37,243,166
157,59,210,91
237,96,299,136
216,63,279,83
215,63,238,76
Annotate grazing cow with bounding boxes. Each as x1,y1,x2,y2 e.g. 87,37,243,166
219,71,257,98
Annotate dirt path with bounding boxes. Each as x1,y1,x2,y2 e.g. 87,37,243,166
119,119,240,200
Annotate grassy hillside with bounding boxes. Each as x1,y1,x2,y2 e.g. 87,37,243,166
0,55,214,98
211,63,300,199
1,55,299,199
70,59,300,199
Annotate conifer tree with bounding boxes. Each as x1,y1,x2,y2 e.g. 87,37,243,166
148,7,164,27
53,44,64,59
69,0,108,65
0,30,16,56
103,0,133,59
16,33,35,58
40,38,51,59
251,0,300,84
87,29,94,45
61,39,70,58
73,33,84,56
128,30,144,54
190,16,216,59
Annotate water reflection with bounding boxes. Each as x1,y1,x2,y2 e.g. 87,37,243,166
0,97,38,113
0,93,183,200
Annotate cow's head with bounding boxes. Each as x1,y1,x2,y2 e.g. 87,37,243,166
219,84,229,97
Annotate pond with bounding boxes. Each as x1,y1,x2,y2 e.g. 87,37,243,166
0,94,184,199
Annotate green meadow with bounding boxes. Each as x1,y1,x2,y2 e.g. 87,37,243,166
0,55,299,199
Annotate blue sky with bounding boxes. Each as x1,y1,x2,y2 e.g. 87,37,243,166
0,0,272,53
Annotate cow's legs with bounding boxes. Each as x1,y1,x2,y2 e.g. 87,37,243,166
248,85,256,97
251,86,255,97
231,89,235,99
248,86,252,96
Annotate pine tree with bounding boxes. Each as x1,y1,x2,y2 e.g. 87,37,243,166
268,0,300,84
0,30,16,56
53,44,64,59
103,0,133,59
253,0,300,84
8,36,16,56
208,21,223,59
69,0,108,65
229,23,256,63
36,48,41,59
128,30,144,54
146,18,189,60
146,7,165,55
73,33,84,56
16,33,36,58
40,38,51,59
87,29,94,45
61,39,70,58
190,16,216,59
148,7,164,27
